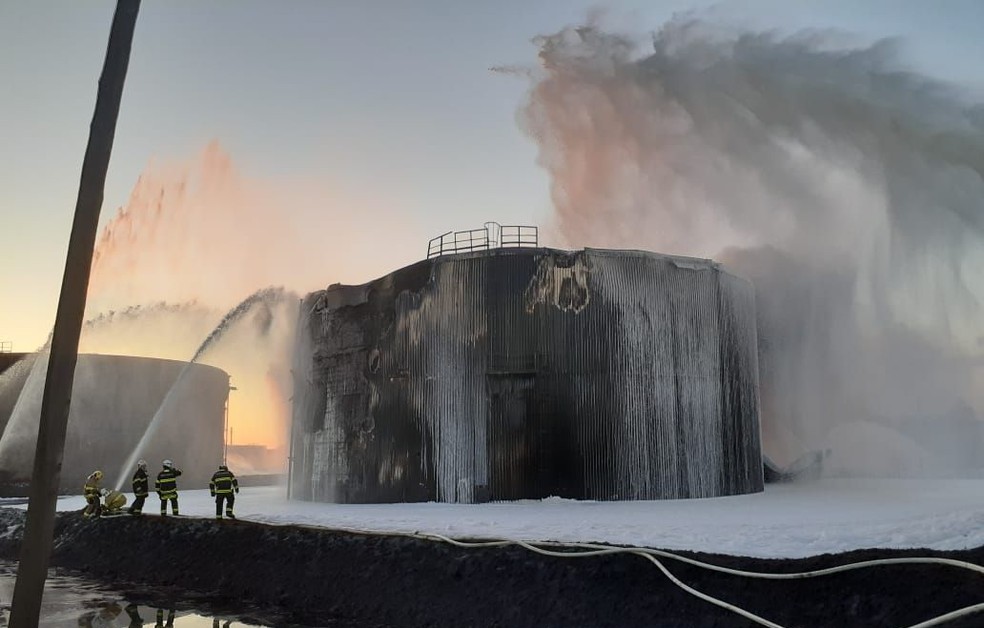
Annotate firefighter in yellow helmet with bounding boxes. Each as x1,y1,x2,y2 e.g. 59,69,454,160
83,470,104,518
155,459,182,516
209,464,239,519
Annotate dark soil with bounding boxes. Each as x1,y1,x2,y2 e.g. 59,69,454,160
2,508,983,627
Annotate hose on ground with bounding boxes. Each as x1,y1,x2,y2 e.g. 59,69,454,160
242,515,984,628
413,532,984,628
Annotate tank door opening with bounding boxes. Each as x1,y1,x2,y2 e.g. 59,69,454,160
486,373,537,501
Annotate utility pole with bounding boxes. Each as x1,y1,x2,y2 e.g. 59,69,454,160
223,383,237,465
9,2,140,626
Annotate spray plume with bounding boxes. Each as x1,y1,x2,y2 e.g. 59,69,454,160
82,142,418,450
113,287,296,491
88,140,420,314
1,141,420,484
515,18,984,475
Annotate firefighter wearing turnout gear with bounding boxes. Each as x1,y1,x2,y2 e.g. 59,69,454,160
209,464,239,519
128,459,149,515
155,608,175,628
156,459,182,516
83,470,104,518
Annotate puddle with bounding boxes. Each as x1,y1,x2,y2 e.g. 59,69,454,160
0,561,270,627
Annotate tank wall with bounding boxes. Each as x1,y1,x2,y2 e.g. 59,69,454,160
0,353,30,376
291,248,763,503
0,354,227,492
0,353,35,441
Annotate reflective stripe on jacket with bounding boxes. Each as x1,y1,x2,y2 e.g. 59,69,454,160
210,469,239,494
156,468,182,498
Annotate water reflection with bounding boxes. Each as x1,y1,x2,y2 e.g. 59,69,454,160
75,603,259,626
0,561,267,627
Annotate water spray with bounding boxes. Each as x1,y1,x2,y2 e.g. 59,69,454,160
113,287,292,491
514,18,984,474
0,352,51,473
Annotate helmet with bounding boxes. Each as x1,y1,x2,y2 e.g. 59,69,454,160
219,464,228,470
163,459,173,468
91,470,104,481
137,460,147,470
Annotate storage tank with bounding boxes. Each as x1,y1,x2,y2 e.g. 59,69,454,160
0,353,228,493
290,244,763,503
0,352,33,441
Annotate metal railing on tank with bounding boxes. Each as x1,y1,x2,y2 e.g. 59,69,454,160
426,222,538,259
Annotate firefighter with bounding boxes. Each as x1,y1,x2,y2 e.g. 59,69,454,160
124,603,144,628
128,459,149,515
155,608,175,628
209,464,239,519
155,459,182,516
83,470,104,518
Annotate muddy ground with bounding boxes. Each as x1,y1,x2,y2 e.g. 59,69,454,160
1,508,983,627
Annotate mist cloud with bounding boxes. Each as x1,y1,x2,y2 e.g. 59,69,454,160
516,17,984,475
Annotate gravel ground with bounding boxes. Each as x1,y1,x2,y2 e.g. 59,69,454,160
2,508,983,627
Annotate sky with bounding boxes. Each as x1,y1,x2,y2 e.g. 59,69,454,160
2,0,984,353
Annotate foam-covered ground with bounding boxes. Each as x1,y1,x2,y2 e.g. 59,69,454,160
21,477,984,558
6,481,984,628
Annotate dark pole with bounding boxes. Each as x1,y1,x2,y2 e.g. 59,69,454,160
9,2,140,626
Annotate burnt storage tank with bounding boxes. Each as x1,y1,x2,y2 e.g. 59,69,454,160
0,354,228,492
291,242,763,503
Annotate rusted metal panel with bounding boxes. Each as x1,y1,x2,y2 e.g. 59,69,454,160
290,248,763,503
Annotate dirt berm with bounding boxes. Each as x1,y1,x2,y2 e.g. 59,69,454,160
1,508,983,627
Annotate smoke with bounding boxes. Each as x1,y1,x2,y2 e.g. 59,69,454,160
515,17,984,475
